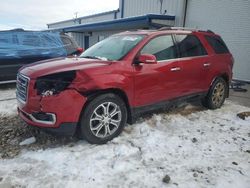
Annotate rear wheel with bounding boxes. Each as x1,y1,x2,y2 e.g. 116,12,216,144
79,93,127,144
202,77,227,109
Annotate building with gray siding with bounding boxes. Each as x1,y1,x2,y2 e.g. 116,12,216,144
47,0,250,81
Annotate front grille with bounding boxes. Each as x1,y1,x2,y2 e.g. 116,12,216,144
16,73,29,102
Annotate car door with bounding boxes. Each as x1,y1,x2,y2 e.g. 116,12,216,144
174,34,210,95
133,34,183,107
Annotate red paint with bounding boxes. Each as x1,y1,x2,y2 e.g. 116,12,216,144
17,29,233,131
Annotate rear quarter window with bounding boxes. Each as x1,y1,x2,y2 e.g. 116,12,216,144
205,35,229,54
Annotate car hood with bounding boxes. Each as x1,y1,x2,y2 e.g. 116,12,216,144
20,57,112,79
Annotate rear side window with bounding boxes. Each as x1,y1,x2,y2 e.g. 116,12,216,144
205,35,229,54
141,35,177,61
175,35,207,58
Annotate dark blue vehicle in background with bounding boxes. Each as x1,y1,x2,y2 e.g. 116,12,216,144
0,29,83,83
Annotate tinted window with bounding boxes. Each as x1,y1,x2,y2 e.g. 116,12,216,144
205,35,229,54
141,35,177,61
175,35,207,58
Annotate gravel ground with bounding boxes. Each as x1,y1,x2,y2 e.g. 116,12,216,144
0,114,77,159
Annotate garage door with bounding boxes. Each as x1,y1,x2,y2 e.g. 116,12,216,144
185,0,250,81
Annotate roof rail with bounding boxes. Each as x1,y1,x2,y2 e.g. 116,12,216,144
158,27,214,33
159,27,198,31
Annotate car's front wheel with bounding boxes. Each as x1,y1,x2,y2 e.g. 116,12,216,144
202,77,227,109
79,93,127,144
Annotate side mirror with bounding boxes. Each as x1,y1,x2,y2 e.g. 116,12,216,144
77,47,84,54
137,54,157,64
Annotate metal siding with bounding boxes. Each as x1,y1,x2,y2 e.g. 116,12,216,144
80,13,115,24
185,0,250,81
89,30,124,47
123,0,185,26
48,13,115,29
48,20,77,29
124,0,178,17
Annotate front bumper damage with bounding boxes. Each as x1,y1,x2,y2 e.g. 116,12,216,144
18,88,87,136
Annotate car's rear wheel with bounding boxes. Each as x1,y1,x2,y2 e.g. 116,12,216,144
79,93,127,144
202,77,227,109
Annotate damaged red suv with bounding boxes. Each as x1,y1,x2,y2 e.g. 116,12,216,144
17,28,233,144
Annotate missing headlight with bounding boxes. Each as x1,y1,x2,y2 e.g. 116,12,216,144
35,71,76,96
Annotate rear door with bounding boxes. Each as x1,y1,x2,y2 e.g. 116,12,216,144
133,34,183,106
174,34,210,95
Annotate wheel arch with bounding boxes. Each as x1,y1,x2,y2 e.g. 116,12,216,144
210,73,230,98
80,88,133,124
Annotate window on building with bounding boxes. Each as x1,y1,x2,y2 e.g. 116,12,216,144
140,35,177,61
175,35,207,58
205,35,229,54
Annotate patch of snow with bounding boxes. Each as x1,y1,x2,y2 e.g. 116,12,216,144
0,88,17,115
0,88,16,101
19,137,36,146
0,101,250,188
0,100,17,115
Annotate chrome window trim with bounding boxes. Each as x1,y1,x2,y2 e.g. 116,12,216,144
157,54,209,63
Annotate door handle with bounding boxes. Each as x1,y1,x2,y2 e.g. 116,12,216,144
170,67,181,72
203,63,211,67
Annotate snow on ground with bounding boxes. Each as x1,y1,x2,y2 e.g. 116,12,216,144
0,101,249,188
0,88,16,101
0,87,17,115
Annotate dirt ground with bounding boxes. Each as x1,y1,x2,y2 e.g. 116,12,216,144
0,114,77,159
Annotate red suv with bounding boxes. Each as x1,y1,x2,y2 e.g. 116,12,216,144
17,28,233,144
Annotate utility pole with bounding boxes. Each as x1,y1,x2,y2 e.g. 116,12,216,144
74,12,78,19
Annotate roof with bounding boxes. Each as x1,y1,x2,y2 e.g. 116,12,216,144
49,14,175,33
48,9,119,26
114,27,217,37
116,29,192,36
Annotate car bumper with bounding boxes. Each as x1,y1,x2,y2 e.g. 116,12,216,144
18,89,87,136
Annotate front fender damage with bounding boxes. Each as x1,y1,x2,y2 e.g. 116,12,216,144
39,89,87,127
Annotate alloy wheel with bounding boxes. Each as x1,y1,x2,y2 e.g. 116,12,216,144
90,102,122,138
211,82,225,107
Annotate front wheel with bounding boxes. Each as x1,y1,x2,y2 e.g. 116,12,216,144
202,77,227,109
79,93,127,144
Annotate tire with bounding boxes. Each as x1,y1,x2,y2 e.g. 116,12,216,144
79,93,127,144
202,77,228,109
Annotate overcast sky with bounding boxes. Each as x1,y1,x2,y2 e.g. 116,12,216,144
0,0,119,30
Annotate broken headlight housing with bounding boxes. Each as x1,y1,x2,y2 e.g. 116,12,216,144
35,71,76,96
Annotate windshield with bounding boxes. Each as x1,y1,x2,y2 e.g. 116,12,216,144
80,34,145,61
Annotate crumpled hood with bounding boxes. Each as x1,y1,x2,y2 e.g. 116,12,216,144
19,57,112,79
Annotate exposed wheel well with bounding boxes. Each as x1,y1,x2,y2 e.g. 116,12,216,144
82,88,132,124
220,73,229,84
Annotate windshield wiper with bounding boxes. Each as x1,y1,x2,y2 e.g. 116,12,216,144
81,56,102,60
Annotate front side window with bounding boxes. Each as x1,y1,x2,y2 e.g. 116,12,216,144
80,35,144,61
140,35,177,61
175,35,207,58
